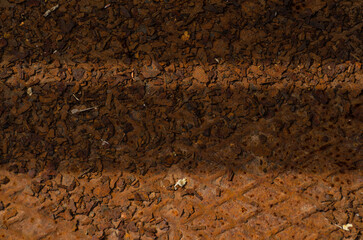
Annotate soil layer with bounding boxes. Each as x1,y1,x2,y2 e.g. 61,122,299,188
0,0,362,239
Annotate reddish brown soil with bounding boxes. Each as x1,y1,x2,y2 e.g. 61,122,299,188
0,0,362,239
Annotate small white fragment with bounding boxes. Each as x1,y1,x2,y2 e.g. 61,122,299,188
101,139,109,146
43,4,59,17
72,93,80,101
342,223,353,231
27,87,32,96
215,58,220,63
104,4,111,9
70,109,79,114
174,178,187,190
335,223,353,231
71,106,98,114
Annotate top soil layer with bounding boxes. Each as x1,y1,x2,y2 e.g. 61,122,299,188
0,0,362,239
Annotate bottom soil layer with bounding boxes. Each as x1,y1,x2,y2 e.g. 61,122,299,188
0,78,362,239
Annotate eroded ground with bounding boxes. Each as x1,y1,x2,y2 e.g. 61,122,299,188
0,0,362,239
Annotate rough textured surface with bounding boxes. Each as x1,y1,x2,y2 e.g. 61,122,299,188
0,0,362,239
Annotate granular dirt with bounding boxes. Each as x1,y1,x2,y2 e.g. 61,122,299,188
0,0,362,239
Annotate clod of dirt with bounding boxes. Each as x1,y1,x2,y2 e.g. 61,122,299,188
0,176,10,185
0,38,7,49
61,174,76,191
73,68,85,81
141,60,161,78
193,66,209,83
